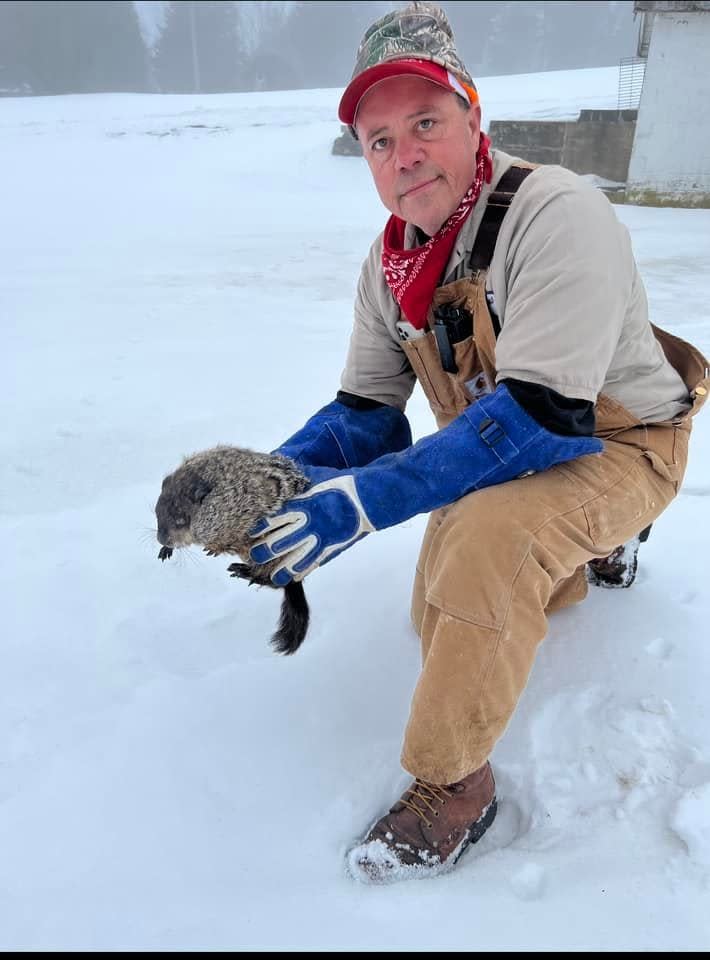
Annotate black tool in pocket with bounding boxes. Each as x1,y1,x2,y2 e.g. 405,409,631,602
433,303,473,374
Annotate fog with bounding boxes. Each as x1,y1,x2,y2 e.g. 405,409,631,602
0,1,639,97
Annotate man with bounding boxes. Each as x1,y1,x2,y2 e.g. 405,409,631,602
249,2,708,883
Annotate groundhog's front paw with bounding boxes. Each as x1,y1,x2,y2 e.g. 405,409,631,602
227,562,265,588
204,546,223,557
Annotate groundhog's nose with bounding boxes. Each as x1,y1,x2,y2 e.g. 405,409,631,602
157,527,171,546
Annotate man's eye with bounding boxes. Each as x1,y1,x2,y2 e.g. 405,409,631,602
371,137,389,152
418,118,435,131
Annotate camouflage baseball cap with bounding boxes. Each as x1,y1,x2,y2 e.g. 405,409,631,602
338,2,478,127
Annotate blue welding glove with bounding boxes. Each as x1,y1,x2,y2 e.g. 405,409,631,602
251,383,603,585
273,397,412,469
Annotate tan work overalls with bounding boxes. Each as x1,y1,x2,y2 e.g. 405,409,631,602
397,209,709,785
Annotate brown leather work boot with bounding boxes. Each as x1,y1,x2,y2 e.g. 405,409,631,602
347,762,497,884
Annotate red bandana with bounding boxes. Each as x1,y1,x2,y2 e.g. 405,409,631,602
382,133,492,330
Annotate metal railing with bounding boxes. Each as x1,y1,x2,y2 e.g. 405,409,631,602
618,57,647,110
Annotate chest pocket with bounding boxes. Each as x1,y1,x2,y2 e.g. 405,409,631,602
401,276,492,429
399,165,535,430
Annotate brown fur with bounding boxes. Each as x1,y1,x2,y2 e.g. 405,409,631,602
155,446,310,654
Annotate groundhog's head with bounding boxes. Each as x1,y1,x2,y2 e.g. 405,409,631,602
155,465,213,549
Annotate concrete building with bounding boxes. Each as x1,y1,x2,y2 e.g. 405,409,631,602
627,1,710,207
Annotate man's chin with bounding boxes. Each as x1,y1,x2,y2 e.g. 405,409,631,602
400,197,443,236
405,203,448,237
400,189,456,234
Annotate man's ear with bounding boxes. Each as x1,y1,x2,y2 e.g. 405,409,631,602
468,103,482,144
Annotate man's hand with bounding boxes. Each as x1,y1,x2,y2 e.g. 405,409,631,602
249,474,375,585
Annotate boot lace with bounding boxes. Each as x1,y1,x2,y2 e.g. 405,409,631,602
399,780,455,829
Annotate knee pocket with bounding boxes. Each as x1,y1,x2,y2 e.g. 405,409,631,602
432,490,532,570
423,492,533,629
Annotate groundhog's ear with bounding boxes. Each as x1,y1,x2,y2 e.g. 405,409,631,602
193,480,212,503
185,470,212,503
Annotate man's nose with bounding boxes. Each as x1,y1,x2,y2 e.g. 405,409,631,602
394,135,425,171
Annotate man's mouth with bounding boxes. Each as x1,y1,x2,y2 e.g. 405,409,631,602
401,177,439,199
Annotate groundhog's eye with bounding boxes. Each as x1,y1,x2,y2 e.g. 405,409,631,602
174,517,188,528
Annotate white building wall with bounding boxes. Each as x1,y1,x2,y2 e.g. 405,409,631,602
627,11,710,206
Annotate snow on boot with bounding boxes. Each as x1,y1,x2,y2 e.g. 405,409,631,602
586,524,652,589
347,762,497,885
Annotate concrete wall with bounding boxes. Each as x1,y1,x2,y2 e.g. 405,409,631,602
487,119,568,167
626,11,710,207
488,111,637,184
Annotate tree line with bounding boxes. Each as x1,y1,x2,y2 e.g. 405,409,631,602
0,1,638,97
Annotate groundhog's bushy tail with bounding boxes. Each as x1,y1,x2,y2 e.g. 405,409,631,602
272,581,310,655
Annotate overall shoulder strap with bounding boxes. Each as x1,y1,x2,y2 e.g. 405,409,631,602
469,165,535,272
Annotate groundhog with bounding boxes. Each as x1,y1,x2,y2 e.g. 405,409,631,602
155,445,310,655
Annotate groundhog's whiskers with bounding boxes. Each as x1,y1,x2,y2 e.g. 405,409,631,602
182,547,201,569
138,526,159,548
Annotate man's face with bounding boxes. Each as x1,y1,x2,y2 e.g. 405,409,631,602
354,74,481,236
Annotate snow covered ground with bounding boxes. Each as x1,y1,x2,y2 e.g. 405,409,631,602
2,65,709,950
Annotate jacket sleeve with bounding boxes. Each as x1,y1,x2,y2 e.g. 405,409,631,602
492,168,631,404
273,395,412,470
339,235,417,412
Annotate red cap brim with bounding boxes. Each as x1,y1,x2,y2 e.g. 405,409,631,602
338,60,462,126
